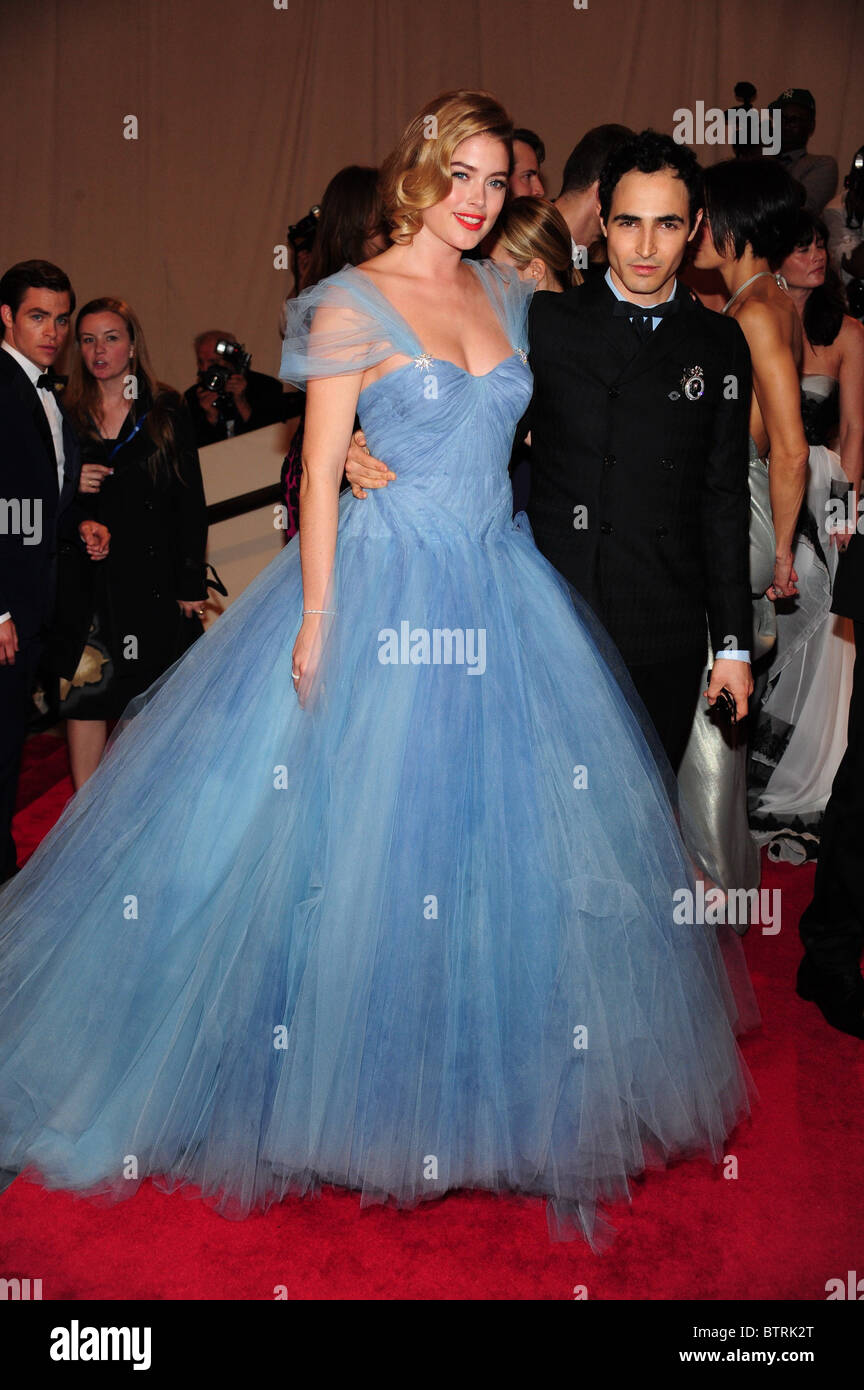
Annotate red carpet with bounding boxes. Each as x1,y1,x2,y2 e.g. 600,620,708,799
2,734,862,1300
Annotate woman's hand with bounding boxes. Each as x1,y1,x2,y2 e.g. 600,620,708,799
0,616,18,666
177,599,207,620
79,463,113,494
291,615,323,705
78,520,110,560
766,551,798,600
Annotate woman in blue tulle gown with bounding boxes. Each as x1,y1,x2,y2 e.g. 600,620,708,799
0,91,754,1248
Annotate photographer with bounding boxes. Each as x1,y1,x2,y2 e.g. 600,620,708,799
824,145,864,291
184,329,284,447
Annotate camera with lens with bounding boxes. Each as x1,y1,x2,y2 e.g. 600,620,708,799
198,339,252,398
287,206,320,253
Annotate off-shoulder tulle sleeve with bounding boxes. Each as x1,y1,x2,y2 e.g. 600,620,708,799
279,265,422,388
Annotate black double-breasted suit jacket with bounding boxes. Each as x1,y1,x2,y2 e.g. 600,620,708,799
525,273,754,669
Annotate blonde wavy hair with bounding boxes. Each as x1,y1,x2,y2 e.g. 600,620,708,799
381,90,513,245
491,196,583,290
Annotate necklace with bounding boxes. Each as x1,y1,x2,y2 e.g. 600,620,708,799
723,270,789,314
93,399,131,441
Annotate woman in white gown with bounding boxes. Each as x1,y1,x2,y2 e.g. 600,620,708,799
749,212,864,861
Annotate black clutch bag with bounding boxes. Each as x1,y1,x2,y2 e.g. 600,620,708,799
713,687,738,725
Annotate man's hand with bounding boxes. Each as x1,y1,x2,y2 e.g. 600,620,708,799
195,384,221,425
0,616,18,666
767,550,798,600
225,372,251,422
79,463,113,495
79,520,110,560
344,429,396,498
177,599,207,620
224,372,247,402
705,658,753,722
827,516,856,552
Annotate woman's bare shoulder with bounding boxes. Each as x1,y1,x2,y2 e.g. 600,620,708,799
734,287,798,344
837,313,864,355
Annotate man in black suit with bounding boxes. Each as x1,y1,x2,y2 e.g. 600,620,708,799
0,260,109,882
796,532,864,1038
525,131,753,770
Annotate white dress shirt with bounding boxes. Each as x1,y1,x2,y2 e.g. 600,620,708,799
602,269,749,664
1,341,68,627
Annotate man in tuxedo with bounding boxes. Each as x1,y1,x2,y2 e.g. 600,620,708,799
524,130,753,770
343,131,753,774
0,260,109,882
796,533,864,1038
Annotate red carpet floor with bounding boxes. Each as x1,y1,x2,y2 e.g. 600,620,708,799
2,733,862,1300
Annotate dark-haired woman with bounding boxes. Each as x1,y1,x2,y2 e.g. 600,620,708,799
749,214,864,858
277,167,387,539
681,159,809,900
58,298,209,787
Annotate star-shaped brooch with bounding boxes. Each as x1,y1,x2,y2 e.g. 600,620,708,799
413,353,433,372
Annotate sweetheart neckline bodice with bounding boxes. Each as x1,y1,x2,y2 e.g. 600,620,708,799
358,351,523,398
347,261,519,383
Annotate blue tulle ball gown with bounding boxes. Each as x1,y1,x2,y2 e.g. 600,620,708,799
0,261,754,1246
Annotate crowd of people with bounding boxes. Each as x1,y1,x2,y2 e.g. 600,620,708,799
1,80,863,1246
282,91,864,889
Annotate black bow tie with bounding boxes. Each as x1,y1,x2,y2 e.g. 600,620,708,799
36,369,67,393
612,298,680,320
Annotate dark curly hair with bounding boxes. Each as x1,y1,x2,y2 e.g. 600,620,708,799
597,129,703,227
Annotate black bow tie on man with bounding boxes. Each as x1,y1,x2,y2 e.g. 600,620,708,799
36,369,67,393
612,296,681,341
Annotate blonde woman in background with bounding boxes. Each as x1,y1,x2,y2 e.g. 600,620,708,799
488,194,582,292
487,196,581,510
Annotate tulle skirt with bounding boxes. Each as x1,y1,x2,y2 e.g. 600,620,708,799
0,498,755,1246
